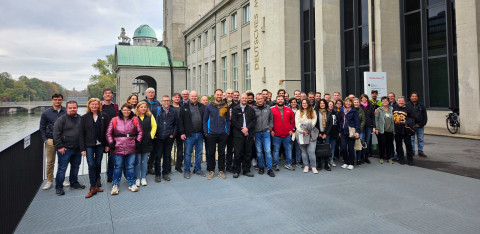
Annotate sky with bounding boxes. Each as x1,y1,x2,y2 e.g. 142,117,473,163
0,0,163,90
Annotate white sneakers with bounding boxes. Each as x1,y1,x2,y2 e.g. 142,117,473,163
135,179,140,187
341,164,348,169
43,181,53,190
63,181,70,187
347,165,354,170
312,167,318,174
128,185,139,192
111,185,119,195
329,160,336,167
141,178,147,186
303,166,309,173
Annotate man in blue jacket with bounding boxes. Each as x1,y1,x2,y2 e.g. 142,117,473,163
203,89,230,180
154,95,178,182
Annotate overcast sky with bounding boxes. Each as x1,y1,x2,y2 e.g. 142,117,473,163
0,0,163,90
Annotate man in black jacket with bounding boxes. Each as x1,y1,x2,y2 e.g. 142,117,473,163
407,92,428,157
393,97,416,165
231,93,256,178
179,91,206,179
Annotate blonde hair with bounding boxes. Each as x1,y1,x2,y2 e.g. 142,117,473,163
86,98,102,113
135,101,152,117
299,99,315,119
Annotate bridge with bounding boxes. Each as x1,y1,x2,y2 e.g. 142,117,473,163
0,100,88,113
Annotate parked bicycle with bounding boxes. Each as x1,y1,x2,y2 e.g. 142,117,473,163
446,107,460,134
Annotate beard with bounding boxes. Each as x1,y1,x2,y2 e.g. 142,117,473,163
277,103,284,107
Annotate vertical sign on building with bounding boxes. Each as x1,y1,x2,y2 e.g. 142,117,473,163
253,0,259,70
364,72,387,98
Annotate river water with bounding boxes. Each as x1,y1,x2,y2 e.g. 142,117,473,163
0,107,87,149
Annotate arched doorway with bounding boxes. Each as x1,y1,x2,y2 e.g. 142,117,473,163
133,75,157,99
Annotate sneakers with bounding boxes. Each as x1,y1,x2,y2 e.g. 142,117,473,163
184,171,191,179
207,171,215,180
312,167,318,174
258,168,265,175
218,171,226,179
253,165,259,170
111,185,119,195
63,181,70,187
380,159,384,164
273,164,280,171
128,184,139,192
296,163,304,168
303,166,309,173
347,165,354,170
233,172,239,178
324,162,331,171
329,160,336,167
55,188,65,196
341,164,348,169
243,171,254,177
135,179,140,187
267,169,275,177
43,181,53,190
195,171,206,177
141,178,147,186
388,159,394,164
284,164,295,171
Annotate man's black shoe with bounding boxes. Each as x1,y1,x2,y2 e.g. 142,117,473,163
175,168,183,173
162,174,171,181
243,171,254,177
253,165,259,170
408,161,414,166
267,169,275,177
324,162,331,171
226,166,234,173
399,160,406,165
56,188,65,196
233,172,239,178
107,177,113,183
70,183,85,190
259,168,265,175
155,175,161,183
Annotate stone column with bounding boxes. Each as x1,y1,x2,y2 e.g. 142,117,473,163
372,0,402,96
456,0,480,135
315,0,342,94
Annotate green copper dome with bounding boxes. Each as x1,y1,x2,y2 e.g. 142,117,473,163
133,25,157,39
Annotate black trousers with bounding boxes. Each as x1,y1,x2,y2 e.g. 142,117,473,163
148,138,157,169
155,137,175,176
341,134,355,165
206,134,228,172
395,133,413,163
233,135,254,173
377,132,394,160
225,133,235,168
175,134,184,170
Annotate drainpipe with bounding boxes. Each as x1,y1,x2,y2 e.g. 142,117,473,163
162,45,175,97
371,0,376,72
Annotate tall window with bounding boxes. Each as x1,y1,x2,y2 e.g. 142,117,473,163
212,26,216,41
232,13,238,30
187,42,190,55
222,57,227,91
198,36,202,49
401,0,458,108
205,63,209,95
341,0,370,96
221,20,227,35
243,4,250,24
213,61,217,89
244,49,251,91
198,65,202,95
300,0,316,93
192,39,196,53
232,53,238,90
192,67,196,91
204,32,208,46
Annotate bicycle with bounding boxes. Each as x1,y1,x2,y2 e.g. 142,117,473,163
446,107,460,134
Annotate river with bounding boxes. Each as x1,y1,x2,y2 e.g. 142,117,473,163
0,107,87,149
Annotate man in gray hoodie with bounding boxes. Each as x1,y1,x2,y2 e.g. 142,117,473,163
253,93,275,177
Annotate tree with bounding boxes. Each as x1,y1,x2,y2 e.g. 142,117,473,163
87,54,116,99
0,72,67,102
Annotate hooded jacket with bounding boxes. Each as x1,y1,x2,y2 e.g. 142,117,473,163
106,111,143,156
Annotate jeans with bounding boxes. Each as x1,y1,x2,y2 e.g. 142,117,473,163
395,133,413,163
356,131,365,161
135,152,149,179
362,127,373,155
272,136,292,165
184,132,204,172
328,136,337,161
299,142,316,167
341,134,355,165
377,132,394,160
113,154,135,186
206,133,228,172
255,132,273,170
292,139,302,164
86,145,104,187
411,126,425,153
55,149,81,188
155,137,175,176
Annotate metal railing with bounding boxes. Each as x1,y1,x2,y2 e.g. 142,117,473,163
0,129,43,234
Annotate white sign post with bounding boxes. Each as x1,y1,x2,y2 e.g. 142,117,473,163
364,72,387,98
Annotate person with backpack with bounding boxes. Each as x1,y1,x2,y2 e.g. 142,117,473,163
106,103,143,195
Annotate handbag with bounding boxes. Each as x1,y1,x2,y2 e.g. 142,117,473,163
345,112,356,139
354,138,363,151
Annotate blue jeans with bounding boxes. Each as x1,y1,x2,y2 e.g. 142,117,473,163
293,139,301,164
272,136,292,165
55,149,81,188
362,127,373,155
356,131,365,161
113,154,136,186
411,126,425,153
255,132,273,170
184,133,204,172
328,136,337,161
86,145,104,187
135,152,149,179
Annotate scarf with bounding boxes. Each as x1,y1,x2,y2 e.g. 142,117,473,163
212,100,228,118
343,107,351,128
360,101,368,111
319,109,327,128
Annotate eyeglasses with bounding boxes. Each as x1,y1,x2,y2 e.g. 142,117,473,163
53,99,63,101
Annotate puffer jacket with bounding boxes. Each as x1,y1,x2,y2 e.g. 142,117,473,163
106,112,143,156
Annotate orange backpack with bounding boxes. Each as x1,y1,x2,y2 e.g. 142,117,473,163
112,116,138,131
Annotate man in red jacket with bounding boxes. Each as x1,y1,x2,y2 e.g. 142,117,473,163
271,95,295,171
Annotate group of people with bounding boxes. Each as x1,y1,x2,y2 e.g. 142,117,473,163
39,87,428,197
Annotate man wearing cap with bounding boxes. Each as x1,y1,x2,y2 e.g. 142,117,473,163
370,90,382,108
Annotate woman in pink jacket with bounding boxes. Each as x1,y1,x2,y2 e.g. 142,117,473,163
106,103,143,195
